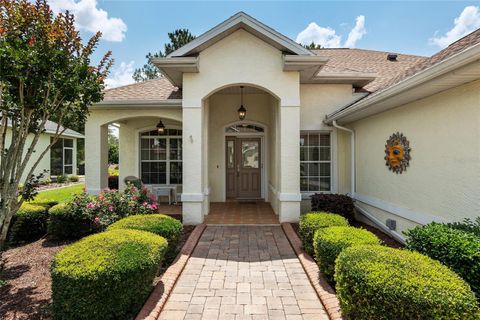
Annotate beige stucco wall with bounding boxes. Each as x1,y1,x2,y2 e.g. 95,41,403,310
298,84,358,212
4,129,78,182
85,107,182,193
350,79,480,236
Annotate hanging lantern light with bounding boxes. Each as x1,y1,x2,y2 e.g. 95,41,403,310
156,119,166,134
237,86,247,120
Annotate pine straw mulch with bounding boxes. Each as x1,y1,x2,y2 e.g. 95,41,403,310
0,225,196,320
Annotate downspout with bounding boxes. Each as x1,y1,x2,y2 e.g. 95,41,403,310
332,121,355,198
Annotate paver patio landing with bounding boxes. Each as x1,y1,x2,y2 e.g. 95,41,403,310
159,226,329,320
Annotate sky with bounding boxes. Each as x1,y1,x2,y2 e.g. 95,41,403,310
46,1,480,88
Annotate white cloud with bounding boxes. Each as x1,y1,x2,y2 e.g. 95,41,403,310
430,6,480,48
296,15,366,48
344,15,366,48
296,22,341,48
48,0,127,42
105,61,135,88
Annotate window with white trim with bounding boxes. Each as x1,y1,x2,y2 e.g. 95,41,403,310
50,138,74,175
300,132,331,192
140,129,182,185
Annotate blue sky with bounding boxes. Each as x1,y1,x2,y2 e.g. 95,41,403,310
47,1,480,87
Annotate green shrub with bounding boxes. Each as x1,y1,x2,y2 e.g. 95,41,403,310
8,203,48,243
107,214,182,262
68,175,79,182
335,245,479,320
313,226,379,282
30,199,59,209
311,193,355,221
405,222,480,296
299,212,349,255
447,217,480,237
56,175,67,183
47,203,93,239
51,229,168,320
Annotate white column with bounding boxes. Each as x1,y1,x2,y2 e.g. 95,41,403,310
181,105,205,224
85,120,108,194
118,123,136,191
277,105,301,222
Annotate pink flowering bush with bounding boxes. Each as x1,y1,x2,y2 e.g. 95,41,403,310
50,183,159,238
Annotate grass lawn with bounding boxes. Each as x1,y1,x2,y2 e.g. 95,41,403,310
30,183,85,204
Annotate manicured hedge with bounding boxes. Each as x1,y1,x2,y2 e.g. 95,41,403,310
313,226,379,282
335,245,479,320
107,214,183,261
8,203,48,243
299,212,349,255
47,203,93,240
51,229,168,320
311,193,354,221
405,222,480,296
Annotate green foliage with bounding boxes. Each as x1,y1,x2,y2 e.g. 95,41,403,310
299,212,349,255
405,222,480,296
310,194,355,221
8,203,47,243
335,245,479,320
132,29,195,82
30,183,84,204
108,214,182,262
51,229,167,320
313,226,379,282
303,41,322,50
108,166,119,177
47,203,92,240
68,175,79,182
108,127,119,164
447,217,480,237
55,175,67,183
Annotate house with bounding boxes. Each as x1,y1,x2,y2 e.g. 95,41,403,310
85,12,480,241
6,120,83,180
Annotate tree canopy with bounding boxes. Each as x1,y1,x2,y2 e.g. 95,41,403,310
303,41,322,50
132,29,195,82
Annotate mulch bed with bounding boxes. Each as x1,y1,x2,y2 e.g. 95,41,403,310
0,226,196,320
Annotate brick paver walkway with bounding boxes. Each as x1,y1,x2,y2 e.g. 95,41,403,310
159,226,329,320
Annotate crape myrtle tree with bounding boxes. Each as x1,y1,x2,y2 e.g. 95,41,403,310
0,0,113,249
133,29,195,82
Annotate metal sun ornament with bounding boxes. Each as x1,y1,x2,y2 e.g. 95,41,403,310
384,132,411,174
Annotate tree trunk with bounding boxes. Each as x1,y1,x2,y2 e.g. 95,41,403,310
0,200,14,251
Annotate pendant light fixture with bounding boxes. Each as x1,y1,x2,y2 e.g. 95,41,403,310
156,119,166,134
237,86,247,120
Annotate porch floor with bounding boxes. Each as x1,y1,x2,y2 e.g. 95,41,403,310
157,202,279,225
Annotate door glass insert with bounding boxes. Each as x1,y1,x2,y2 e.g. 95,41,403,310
242,141,259,168
227,140,235,169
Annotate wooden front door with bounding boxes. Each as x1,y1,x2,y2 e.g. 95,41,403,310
226,137,262,199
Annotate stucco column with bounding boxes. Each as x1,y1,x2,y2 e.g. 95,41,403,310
118,123,136,191
181,105,205,224
85,121,108,194
278,105,301,222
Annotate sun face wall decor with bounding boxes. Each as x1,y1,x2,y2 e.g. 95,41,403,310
385,132,411,174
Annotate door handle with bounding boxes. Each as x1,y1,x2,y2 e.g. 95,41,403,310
237,164,240,177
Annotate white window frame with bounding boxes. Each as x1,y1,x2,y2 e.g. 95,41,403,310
51,137,74,176
300,130,334,198
139,130,182,185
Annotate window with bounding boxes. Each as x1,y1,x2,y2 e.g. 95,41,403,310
50,138,74,176
140,129,182,185
300,132,331,192
225,124,264,133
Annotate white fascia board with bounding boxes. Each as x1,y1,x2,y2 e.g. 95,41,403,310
325,42,480,124
168,12,313,58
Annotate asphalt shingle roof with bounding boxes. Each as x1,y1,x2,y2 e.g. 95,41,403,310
103,77,181,102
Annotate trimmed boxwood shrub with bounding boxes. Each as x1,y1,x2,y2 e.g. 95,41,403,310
51,229,168,320
299,212,349,255
335,245,479,320
107,214,183,262
47,203,93,240
311,193,354,221
405,222,480,296
8,203,48,243
313,226,379,282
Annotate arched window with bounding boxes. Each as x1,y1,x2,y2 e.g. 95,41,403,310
225,124,264,133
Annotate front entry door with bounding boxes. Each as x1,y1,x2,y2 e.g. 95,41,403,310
226,137,262,199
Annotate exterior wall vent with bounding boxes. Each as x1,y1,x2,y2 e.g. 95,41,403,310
386,219,397,230
387,53,398,61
